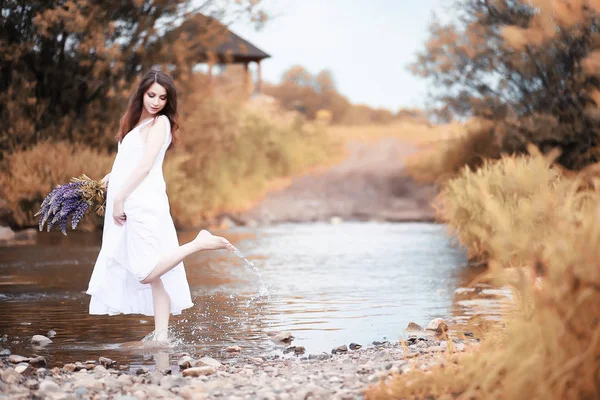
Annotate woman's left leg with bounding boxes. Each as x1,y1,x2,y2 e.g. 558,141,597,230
151,279,171,341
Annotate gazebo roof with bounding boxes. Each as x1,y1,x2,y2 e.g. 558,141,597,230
171,14,270,64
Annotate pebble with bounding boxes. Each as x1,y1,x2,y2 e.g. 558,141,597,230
182,366,217,377
349,343,362,350
98,356,117,368
332,345,348,354
29,356,47,368
178,355,194,370
0,334,475,400
406,322,424,331
272,331,294,343
426,318,449,335
8,355,30,364
226,346,242,353
196,356,222,368
31,335,53,346
0,349,11,356
47,330,57,338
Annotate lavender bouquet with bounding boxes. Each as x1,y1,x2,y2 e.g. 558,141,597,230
35,174,107,235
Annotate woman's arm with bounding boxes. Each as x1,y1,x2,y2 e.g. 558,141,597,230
114,118,168,204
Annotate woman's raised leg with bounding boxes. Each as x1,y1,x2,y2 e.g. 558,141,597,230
140,230,234,285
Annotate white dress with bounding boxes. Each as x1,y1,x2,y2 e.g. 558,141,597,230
87,115,193,316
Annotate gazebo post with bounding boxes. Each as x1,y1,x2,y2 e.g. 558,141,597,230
256,61,262,93
243,61,251,96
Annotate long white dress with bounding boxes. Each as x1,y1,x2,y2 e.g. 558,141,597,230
87,115,193,316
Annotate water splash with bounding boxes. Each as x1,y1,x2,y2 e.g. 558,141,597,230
231,246,270,299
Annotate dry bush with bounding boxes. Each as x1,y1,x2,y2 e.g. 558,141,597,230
366,153,600,400
405,119,502,184
0,141,113,229
166,97,340,227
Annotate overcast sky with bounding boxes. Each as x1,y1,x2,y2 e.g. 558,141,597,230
230,0,454,112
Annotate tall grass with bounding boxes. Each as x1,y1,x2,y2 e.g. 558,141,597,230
0,98,340,230
405,119,502,184
0,141,113,229
366,152,600,400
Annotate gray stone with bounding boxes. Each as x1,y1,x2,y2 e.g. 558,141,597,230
31,334,53,346
8,354,30,364
74,387,89,397
25,379,39,390
272,331,294,343
178,355,194,370
426,318,449,335
47,330,57,338
406,322,424,331
94,365,108,377
0,226,15,242
1,368,23,384
14,362,34,376
29,355,47,368
349,343,362,350
195,356,222,368
0,348,10,356
332,345,348,354
98,356,116,368
38,380,61,395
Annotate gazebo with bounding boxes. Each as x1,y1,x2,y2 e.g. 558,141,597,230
169,14,271,94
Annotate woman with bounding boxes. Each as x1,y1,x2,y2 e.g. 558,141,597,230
86,69,234,342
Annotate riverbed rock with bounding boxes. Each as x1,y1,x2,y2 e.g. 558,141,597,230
178,356,194,370
226,346,242,353
406,322,424,331
14,228,37,241
0,226,15,242
29,356,47,368
195,357,222,368
349,343,362,350
63,364,77,373
98,356,116,368
1,368,23,384
38,380,61,397
426,318,449,335
272,331,294,343
47,330,57,338
294,346,306,355
332,345,348,354
8,355,29,364
182,366,217,377
31,334,52,346
0,348,10,357
14,363,34,376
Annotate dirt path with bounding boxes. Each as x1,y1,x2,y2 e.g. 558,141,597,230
233,138,438,225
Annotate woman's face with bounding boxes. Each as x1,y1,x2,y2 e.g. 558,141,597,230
143,82,167,115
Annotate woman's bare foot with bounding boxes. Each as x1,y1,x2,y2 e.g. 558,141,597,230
192,229,235,252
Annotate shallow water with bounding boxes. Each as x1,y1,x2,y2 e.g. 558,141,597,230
0,222,504,370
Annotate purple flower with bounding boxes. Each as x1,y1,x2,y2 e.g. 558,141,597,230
36,175,105,235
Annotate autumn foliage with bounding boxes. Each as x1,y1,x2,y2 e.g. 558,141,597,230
412,0,600,171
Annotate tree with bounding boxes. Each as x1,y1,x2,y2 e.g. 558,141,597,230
0,0,267,156
413,0,600,169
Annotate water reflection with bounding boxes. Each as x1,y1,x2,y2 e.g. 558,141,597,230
0,222,503,368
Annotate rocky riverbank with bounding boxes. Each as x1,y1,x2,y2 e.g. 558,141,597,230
0,320,480,400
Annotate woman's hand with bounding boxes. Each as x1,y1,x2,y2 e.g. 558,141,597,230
100,173,110,189
113,198,126,226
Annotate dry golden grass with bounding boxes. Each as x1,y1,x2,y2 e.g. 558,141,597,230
366,151,600,400
0,98,341,230
326,119,461,144
0,141,113,229
405,118,502,184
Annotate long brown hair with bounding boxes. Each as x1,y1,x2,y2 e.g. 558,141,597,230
117,69,180,148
